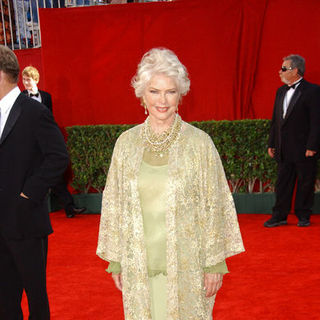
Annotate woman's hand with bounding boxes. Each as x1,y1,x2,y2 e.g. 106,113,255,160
204,273,223,297
112,273,123,291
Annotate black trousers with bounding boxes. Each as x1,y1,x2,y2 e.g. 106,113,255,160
0,233,50,320
272,157,317,221
51,177,74,214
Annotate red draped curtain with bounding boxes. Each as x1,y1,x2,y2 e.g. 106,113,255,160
33,0,320,127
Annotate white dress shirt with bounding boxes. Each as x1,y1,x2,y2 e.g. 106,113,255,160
0,86,21,138
283,77,302,118
28,86,42,103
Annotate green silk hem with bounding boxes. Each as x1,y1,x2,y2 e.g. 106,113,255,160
106,260,228,276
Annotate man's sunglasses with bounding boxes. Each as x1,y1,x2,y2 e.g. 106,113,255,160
281,66,293,72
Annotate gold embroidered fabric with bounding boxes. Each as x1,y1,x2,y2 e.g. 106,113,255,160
97,121,245,320
106,158,229,277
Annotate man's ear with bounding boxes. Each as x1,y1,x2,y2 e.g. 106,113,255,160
0,70,6,87
0,70,9,83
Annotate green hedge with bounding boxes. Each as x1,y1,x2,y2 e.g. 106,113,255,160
190,120,276,193
66,119,319,194
66,124,133,193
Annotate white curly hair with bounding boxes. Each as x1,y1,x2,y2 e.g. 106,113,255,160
131,47,190,98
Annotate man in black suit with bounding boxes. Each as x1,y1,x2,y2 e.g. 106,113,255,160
0,45,69,318
22,66,86,218
264,54,320,228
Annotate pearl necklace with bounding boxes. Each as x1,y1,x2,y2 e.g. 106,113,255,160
142,115,182,158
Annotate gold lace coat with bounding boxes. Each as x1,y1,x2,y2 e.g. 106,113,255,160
97,121,244,320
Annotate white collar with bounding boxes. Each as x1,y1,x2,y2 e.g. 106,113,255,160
292,77,303,86
0,86,21,114
28,87,39,95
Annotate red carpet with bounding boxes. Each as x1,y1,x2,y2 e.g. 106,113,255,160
22,212,320,319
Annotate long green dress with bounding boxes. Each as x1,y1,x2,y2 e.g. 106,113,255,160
107,152,228,320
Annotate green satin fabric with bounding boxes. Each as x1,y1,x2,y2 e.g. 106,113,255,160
139,161,168,276
149,273,167,320
107,260,229,275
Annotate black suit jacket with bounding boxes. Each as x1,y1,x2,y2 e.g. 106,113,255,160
0,93,69,239
22,89,52,111
268,79,320,162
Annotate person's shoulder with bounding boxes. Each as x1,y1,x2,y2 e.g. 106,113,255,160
115,124,142,146
183,121,211,140
118,123,141,138
39,90,52,97
301,79,320,91
182,121,213,146
181,122,220,159
16,92,39,107
276,84,287,94
16,93,49,115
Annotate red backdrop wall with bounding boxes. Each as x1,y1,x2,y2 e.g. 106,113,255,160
25,0,320,127
250,0,320,119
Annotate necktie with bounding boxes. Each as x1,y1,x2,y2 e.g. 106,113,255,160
30,92,39,97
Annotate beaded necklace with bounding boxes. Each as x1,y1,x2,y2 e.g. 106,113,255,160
142,114,182,158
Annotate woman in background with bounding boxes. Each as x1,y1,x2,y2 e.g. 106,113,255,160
97,47,244,320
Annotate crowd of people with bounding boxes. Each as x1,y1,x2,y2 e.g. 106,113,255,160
0,0,68,49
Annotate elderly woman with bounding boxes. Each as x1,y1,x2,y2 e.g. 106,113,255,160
97,48,244,320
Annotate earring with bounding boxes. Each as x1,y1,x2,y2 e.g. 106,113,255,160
141,100,148,115
176,105,179,114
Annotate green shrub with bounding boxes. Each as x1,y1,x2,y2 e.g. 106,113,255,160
191,120,277,192
66,119,318,194
66,124,133,193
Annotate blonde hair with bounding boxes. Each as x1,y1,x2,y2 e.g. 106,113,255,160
131,48,190,98
22,66,40,83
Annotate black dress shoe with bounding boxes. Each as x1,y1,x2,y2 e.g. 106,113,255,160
66,207,86,218
297,220,310,227
66,212,75,218
264,218,287,228
72,207,86,214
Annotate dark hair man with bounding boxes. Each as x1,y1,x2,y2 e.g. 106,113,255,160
0,45,69,319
